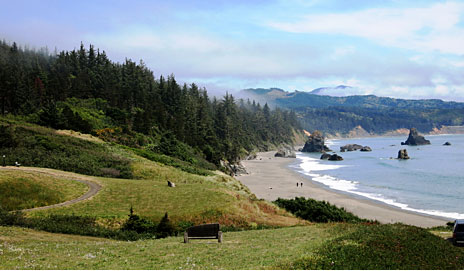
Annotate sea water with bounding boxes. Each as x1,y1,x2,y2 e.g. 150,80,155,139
290,134,464,220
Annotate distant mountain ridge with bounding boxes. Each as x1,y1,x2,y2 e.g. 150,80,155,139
239,87,464,135
240,87,464,110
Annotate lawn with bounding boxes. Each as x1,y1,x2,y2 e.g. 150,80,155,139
0,225,331,269
0,169,87,211
1,223,463,269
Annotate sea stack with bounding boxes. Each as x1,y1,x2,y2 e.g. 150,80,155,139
401,128,431,146
397,149,410,159
302,130,331,152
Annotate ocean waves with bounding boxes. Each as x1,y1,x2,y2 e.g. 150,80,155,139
293,152,464,220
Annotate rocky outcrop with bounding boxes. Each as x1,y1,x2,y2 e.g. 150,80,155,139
360,146,372,152
443,142,452,146
397,149,410,159
220,160,248,176
274,148,296,158
328,154,343,161
340,144,363,152
231,162,248,176
401,128,431,146
302,130,331,153
320,153,332,160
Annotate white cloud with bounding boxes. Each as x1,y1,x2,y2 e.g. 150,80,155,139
268,1,464,55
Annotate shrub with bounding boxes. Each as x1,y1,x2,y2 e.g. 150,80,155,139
156,212,176,238
121,206,157,235
274,197,368,223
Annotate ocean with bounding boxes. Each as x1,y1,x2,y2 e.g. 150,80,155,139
290,134,464,220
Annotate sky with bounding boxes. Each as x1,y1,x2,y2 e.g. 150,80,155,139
2,0,464,101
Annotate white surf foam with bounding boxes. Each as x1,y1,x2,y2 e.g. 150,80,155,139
295,153,464,220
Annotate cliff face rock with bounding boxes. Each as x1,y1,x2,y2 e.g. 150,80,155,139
401,128,431,146
397,149,410,159
347,125,371,138
302,130,331,153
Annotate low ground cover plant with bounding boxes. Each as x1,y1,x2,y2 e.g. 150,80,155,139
274,197,369,223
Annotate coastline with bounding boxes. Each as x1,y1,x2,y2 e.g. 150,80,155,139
236,150,450,228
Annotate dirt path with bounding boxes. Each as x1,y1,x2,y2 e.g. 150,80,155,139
0,166,102,211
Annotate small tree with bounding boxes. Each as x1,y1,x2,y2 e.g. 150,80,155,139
156,212,176,238
121,206,157,234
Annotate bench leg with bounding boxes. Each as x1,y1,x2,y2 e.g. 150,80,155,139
218,231,223,243
184,232,189,243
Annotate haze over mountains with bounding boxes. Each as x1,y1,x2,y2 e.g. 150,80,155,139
239,87,464,136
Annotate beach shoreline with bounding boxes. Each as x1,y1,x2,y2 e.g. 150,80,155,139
236,151,450,228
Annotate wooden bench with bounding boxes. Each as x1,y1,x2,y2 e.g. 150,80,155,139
184,223,222,243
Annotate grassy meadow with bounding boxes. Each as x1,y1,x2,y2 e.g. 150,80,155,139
1,223,463,269
27,158,302,229
0,170,87,211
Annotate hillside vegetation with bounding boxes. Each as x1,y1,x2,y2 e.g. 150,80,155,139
1,223,462,269
0,41,301,170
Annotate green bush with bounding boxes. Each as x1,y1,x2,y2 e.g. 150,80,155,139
0,124,17,148
274,197,368,223
121,208,177,239
121,206,157,234
290,223,464,269
156,212,176,238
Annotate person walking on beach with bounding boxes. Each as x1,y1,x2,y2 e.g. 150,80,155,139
300,182,303,187
296,182,299,187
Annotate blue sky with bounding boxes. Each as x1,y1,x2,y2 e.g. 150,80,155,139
2,0,464,100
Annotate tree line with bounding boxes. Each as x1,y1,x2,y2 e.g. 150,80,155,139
0,40,300,166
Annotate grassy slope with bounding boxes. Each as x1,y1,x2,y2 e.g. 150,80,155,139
0,118,302,228
26,157,302,228
1,223,463,269
0,117,133,178
0,169,87,211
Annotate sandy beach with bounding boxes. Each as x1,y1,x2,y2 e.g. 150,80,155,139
236,151,450,228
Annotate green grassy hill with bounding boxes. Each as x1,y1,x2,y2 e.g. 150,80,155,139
0,117,303,230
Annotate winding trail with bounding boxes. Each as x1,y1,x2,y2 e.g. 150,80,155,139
0,166,102,211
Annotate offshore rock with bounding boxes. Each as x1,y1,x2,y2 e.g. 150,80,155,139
397,149,410,159
443,142,452,146
340,144,363,152
302,130,331,153
401,128,430,146
360,146,372,152
320,153,332,160
328,154,344,161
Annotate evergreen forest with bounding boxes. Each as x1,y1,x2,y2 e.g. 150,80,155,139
0,41,300,171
